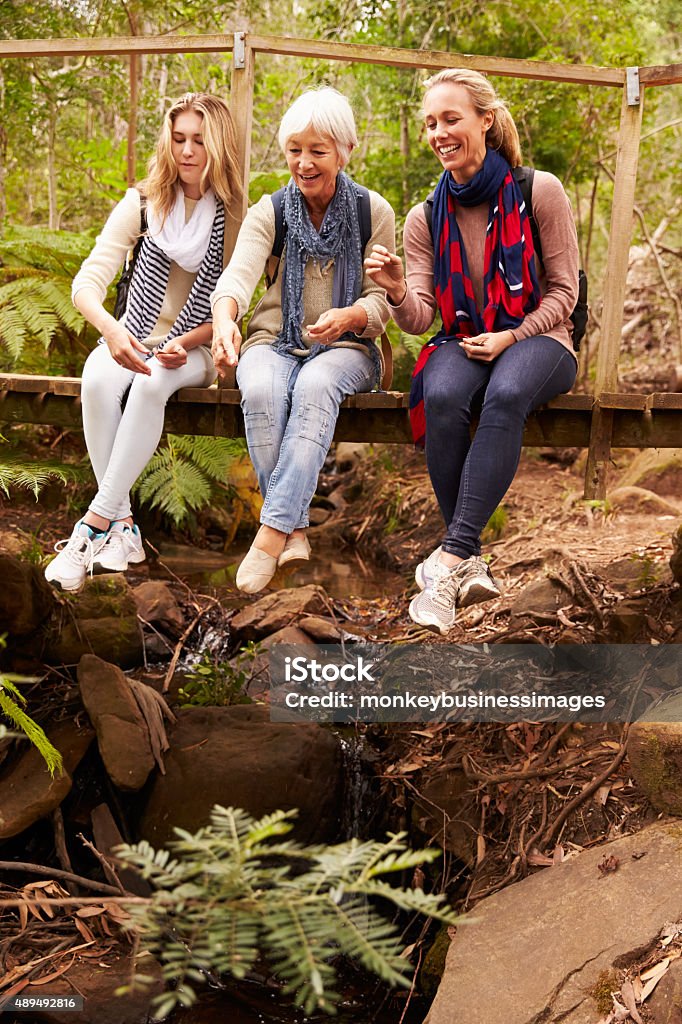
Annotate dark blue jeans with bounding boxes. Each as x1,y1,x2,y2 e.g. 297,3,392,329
422,336,577,559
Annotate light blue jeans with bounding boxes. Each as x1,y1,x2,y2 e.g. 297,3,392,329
237,344,375,533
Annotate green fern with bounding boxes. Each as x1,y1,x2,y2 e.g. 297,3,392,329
117,805,457,1016
0,225,93,362
0,676,63,777
134,435,246,526
0,435,85,499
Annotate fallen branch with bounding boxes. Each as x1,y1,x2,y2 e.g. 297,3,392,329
0,862,122,897
162,597,220,693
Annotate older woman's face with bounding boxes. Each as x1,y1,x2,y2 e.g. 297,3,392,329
285,127,342,212
424,83,493,184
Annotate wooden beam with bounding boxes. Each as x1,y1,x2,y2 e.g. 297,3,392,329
246,34,624,86
0,34,624,86
1,377,680,448
639,63,682,86
0,35,236,58
586,85,645,499
225,34,255,266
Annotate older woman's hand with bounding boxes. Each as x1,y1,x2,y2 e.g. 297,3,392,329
212,319,242,375
364,244,407,305
307,306,368,345
459,331,516,362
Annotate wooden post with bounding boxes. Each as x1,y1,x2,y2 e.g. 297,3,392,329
226,31,255,266
584,76,644,499
127,53,139,186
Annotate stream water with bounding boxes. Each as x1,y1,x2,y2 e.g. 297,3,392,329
152,543,421,1024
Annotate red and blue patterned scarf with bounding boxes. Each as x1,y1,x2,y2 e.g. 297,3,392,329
409,149,541,447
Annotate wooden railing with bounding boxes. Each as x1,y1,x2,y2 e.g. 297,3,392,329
1,34,681,494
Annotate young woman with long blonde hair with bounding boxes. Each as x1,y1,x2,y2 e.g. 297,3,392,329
45,93,241,592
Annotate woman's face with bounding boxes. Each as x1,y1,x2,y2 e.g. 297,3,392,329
285,127,342,211
424,83,494,184
171,110,208,199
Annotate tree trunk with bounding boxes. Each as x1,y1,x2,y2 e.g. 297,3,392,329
47,101,58,230
0,67,7,238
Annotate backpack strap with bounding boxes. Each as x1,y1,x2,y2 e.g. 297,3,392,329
423,190,435,237
511,166,543,266
267,184,373,287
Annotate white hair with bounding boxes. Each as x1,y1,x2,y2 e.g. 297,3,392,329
278,88,358,168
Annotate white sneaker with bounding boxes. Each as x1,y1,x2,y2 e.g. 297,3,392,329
44,520,110,593
408,560,459,634
93,523,146,573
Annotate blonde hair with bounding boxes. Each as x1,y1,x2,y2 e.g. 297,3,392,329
423,69,522,168
278,87,358,168
142,93,242,220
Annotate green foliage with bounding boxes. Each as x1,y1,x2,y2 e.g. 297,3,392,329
178,644,261,707
0,433,85,500
133,435,247,527
0,226,94,369
0,641,63,777
117,805,457,1017
482,505,508,543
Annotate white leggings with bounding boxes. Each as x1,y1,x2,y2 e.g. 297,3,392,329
81,344,215,522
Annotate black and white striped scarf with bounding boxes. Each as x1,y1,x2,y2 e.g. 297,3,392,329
124,199,225,345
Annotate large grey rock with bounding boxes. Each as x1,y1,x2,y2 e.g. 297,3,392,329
0,718,94,839
45,575,143,667
424,822,682,1024
231,585,329,640
139,703,343,846
77,654,155,791
628,692,682,815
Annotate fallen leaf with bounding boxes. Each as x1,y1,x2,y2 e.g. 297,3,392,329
552,845,565,865
631,851,647,861
620,979,642,1023
598,855,620,876
596,785,611,806
75,906,105,918
476,835,486,866
640,958,670,1001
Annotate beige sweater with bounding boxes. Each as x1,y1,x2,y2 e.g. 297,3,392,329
210,190,395,360
391,170,579,358
72,188,215,381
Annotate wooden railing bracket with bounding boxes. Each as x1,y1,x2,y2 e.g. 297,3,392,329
233,31,246,69
626,65,641,105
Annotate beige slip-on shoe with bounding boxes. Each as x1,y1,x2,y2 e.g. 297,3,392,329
236,545,278,594
277,533,312,569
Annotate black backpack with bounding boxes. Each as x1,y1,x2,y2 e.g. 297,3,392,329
266,185,373,285
113,195,147,320
423,167,588,352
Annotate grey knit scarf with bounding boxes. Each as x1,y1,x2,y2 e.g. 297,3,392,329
273,171,363,359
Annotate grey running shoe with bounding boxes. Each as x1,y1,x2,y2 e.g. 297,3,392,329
452,556,501,607
415,547,441,591
415,550,500,607
408,560,459,634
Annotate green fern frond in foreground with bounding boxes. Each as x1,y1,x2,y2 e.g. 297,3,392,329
117,805,458,1017
0,676,63,777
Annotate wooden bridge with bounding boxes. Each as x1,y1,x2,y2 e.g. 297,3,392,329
1,33,681,496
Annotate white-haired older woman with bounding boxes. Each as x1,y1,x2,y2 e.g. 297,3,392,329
211,87,395,593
